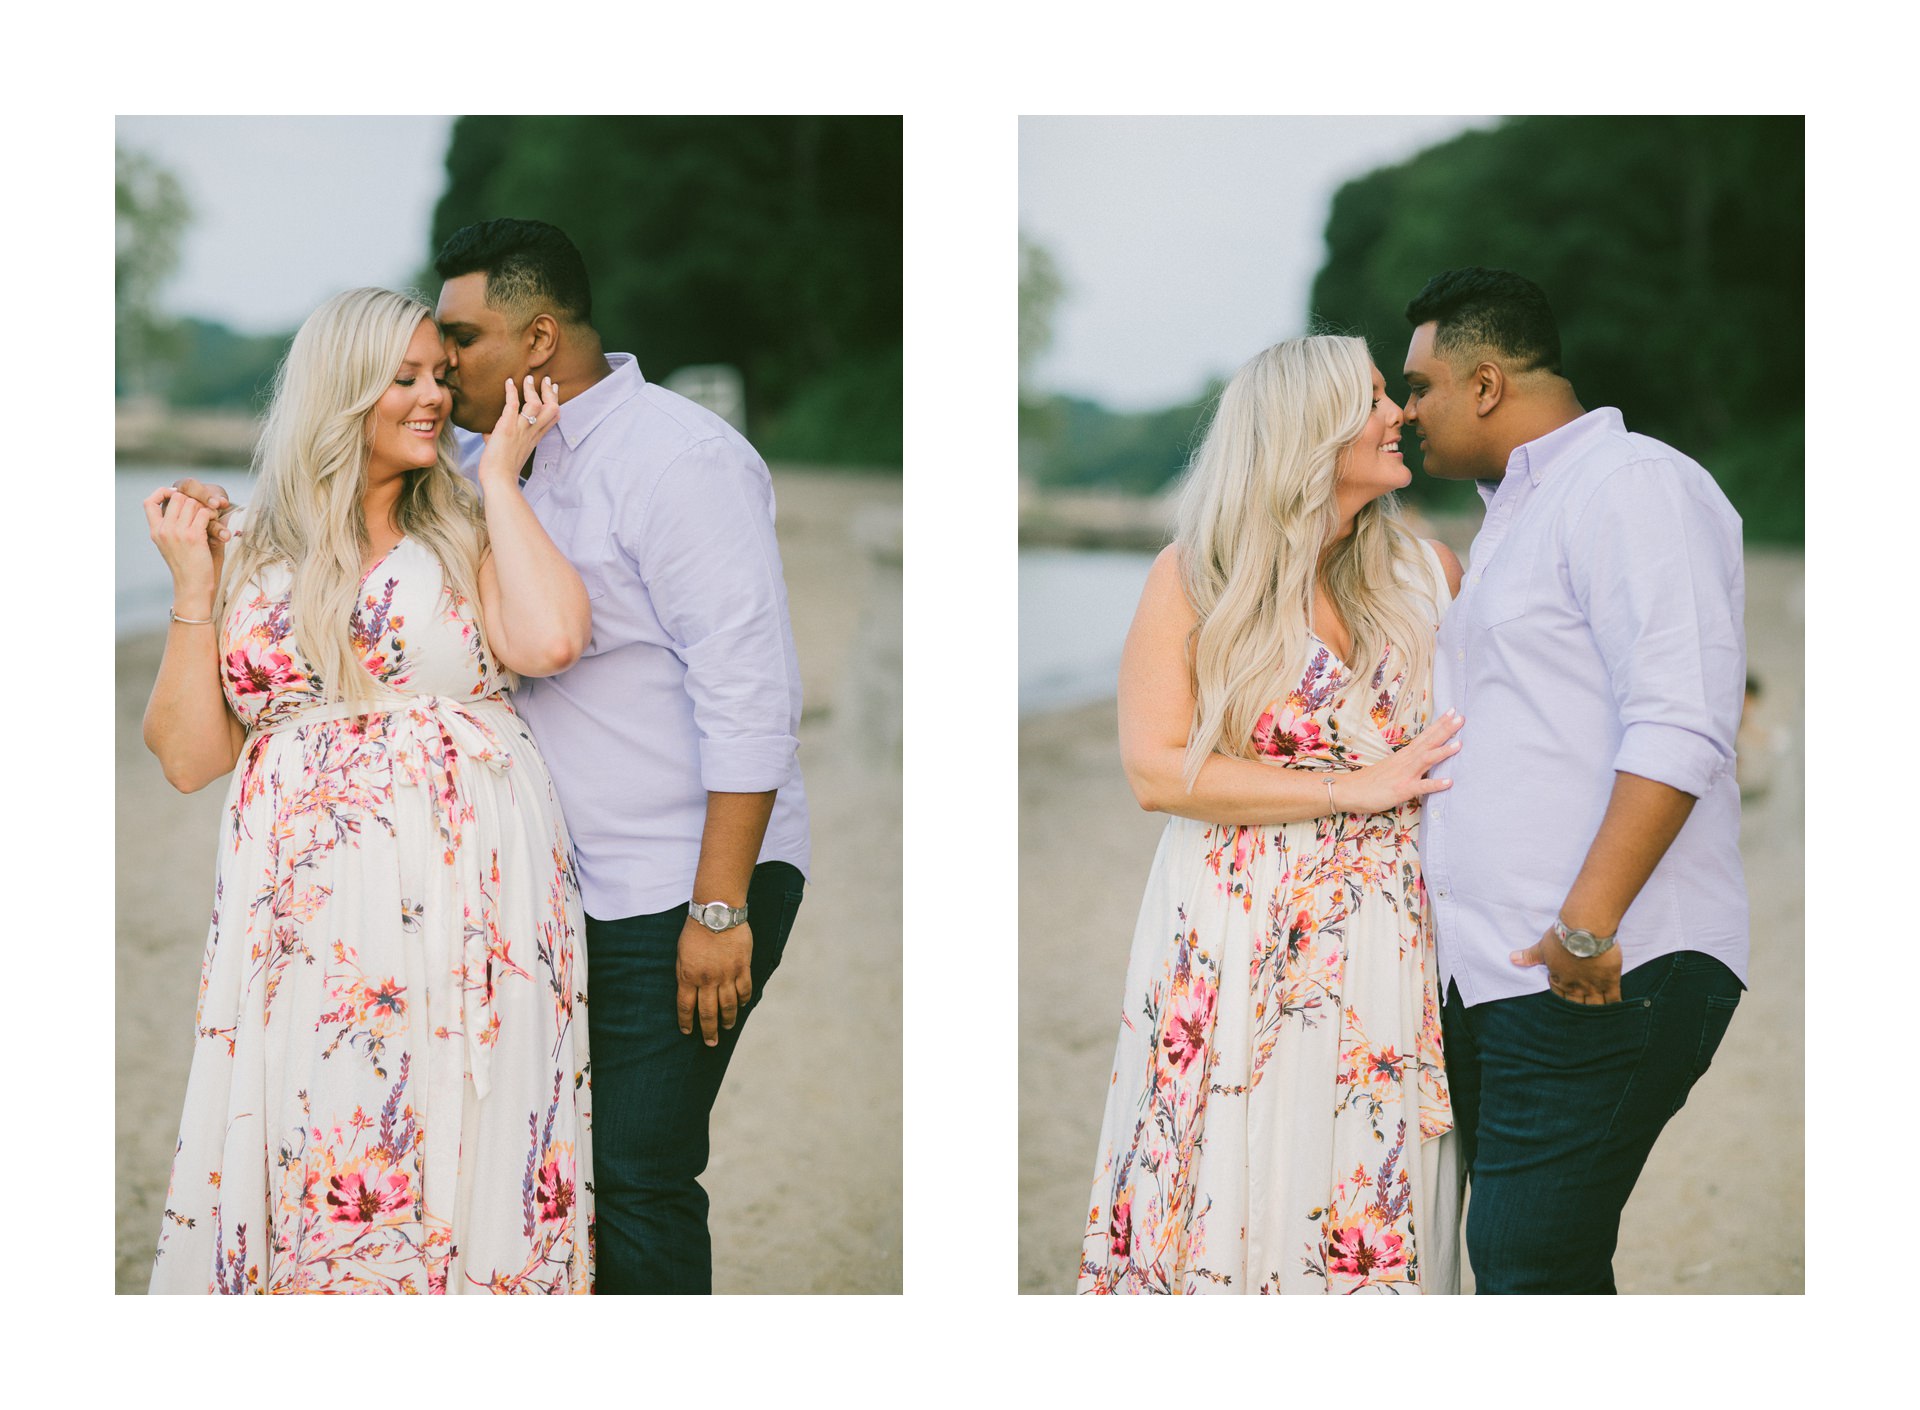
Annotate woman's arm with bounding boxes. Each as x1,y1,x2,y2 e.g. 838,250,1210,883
140,487,246,792
1117,545,1462,824
474,376,592,677
1428,537,1464,598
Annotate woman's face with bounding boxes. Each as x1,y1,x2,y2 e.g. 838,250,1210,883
1334,364,1410,513
365,319,450,479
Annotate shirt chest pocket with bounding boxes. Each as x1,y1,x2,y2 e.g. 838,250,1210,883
537,503,615,603
1466,541,1535,629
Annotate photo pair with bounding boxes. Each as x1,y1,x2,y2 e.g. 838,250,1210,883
114,114,1802,1299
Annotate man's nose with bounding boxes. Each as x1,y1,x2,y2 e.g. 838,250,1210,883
1400,395,1418,421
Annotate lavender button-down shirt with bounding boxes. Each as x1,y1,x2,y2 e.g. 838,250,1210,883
460,354,809,918
1425,408,1748,1006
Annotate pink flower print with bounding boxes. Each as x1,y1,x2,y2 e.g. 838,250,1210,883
1252,705,1324,761
1326,1225,1405,1279
360,978,408,1023
225,648,302,702
535,1156,574,1223
1161,975,1216,1072
1365,1046,1407,1083
1107,1191,1133,1258
326,1166,411,1225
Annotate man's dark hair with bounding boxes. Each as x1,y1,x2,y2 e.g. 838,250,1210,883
1404,266,1562,376
434,218,593,326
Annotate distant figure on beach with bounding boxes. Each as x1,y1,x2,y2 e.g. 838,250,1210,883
1404,267,1747,1294
1079,335,1468,1294
143,287,594,1292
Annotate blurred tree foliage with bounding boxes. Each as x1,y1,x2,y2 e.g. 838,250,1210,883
115,145,192,398
1310,115,1803,541
1026,117,1802,544
431,116,901,467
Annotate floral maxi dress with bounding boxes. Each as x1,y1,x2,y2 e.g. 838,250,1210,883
151,539,593,1294
1079,542,1460,1294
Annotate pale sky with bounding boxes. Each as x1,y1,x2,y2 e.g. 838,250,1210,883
1020,115,1499,411
116,115,456,335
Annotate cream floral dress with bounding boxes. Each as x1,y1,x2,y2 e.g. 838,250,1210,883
1079,540,1459,1295
150,537,593,1294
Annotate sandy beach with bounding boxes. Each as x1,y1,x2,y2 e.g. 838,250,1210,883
1019,546,1805,1294
115,467,902,1295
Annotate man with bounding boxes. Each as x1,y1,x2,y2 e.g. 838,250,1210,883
428,219,810,1294
1404,267,1747,1294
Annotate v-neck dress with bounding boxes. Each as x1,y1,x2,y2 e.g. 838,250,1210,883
149,537,593,1294
1078,539,1459,1294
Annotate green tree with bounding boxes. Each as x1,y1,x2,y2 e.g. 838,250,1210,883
1310,115,1804,540
116,145,192,399
1018,231,1066,461
428,116,902,466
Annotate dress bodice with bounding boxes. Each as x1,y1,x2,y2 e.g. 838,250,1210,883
219,539,503,730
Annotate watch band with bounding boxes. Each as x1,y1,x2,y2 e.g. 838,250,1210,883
689,899,750,932
1552,916,1617,959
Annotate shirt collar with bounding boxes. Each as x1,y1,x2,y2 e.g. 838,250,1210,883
1504,406,1624,487
556,352,646,451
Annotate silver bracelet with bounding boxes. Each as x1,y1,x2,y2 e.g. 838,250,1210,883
1324,777,1337,816
169,607,215,626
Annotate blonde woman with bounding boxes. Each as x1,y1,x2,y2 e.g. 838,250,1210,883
1078,335,1467,1295
142,287,594,1294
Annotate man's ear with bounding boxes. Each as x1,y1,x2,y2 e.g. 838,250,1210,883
525,313,560,372
1472,360,1506,418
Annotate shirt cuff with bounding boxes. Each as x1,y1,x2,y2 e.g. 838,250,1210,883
1611,721,1732,798
698,734,799,793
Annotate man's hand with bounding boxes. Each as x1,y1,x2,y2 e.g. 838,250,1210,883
1510,925,1623,1005
676,918,753,1045
171,477,239,549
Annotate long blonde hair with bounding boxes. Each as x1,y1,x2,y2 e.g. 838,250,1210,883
1174,335,1434,788
217,287,488,709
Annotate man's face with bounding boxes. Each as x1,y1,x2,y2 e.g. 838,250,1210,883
1401,321,1479,481
435,272,528,433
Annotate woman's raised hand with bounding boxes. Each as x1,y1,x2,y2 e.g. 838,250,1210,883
477,374,562,489
144,485,225,611
1338,710,1464,814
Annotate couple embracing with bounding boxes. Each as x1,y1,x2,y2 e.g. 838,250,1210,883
143,219,808,1294
1079,267,1748,1295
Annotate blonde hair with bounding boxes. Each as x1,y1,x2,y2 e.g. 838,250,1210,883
1174,335,1434,788
217,287,488,709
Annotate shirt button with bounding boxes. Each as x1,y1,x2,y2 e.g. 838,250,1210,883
1455,649,1464,662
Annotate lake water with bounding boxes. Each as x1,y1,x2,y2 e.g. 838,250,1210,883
118,466,258,637
1019,547,1158,716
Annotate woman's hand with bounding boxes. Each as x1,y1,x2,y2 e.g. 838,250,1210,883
1337,710,1464,813
477,375,561,490
143,485,224,611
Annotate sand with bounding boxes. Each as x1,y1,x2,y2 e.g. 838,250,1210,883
114,468,902,1295
1018,547,1805,1294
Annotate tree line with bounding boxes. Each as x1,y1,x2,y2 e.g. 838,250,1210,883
1024,116,1804,544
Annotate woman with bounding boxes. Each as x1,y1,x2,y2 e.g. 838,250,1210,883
143,287,594,1294
1077,335,1466,1295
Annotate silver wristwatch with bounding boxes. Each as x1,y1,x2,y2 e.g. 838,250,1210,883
689,900,750,932
1552,916,1616,959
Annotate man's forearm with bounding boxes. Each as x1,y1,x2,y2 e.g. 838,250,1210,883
690,790,777,906
1559,771,1698,936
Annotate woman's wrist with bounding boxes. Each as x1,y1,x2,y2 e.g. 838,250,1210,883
171,585,217,618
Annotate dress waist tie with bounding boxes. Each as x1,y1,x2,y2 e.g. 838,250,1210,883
250,692,519,1099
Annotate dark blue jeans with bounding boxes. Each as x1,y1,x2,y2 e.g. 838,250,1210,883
1442,950,1742,1294
585,860,805,1295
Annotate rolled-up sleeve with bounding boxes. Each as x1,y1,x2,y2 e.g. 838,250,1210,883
1570,458,1745,797
630,438,801,793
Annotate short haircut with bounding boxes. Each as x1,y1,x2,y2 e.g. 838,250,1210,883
1404,266,1562,376
434,218,593,326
